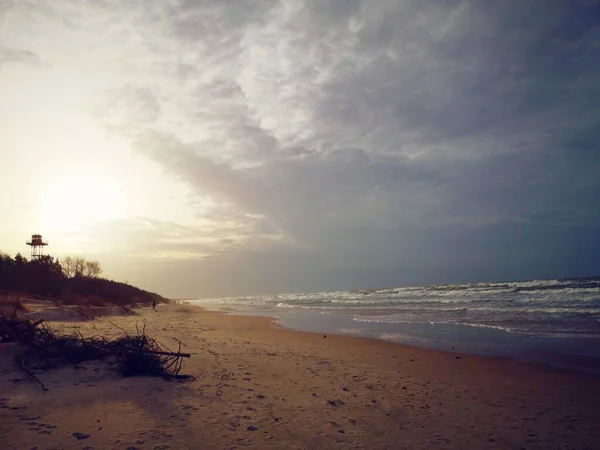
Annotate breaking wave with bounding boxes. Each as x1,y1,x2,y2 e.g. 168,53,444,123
201,277,600,337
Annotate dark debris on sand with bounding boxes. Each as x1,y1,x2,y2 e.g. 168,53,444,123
0,311,192,389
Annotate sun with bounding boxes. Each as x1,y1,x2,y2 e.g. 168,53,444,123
40,172,126,233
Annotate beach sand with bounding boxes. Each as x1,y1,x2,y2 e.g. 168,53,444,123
1,304,599,449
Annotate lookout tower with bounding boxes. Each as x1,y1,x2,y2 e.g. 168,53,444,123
26,234,48,260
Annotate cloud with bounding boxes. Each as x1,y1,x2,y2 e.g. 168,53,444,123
0,46,50,69
74,209,291,260
100,1,599,275
104,86,162,123
5,0,600,295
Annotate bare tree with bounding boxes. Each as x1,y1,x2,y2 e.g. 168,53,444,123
61,256,76,278
62,256,99,278
73,257,86,278
83,260,102,278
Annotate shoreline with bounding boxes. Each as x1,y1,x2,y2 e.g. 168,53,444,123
2,303,600,449
207,306,593,379
193,300,600,378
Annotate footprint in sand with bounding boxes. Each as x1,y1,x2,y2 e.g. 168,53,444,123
72,432,90,440
18,415,41,421
180,405,199,411
432,435,450,444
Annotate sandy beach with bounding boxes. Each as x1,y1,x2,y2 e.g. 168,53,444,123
1,304,599,450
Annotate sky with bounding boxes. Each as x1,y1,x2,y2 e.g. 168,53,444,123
1,0,599,298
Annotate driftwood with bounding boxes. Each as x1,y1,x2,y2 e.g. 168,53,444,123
143,350,191,358
18,354,48,391
0,312,40,343
0,323,19,342
0,312,192,390
31,319,45,328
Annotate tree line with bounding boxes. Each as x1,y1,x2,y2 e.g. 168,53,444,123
0,252,165,306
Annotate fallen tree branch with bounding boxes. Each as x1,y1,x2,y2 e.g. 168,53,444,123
142,350,191,358
107,320,130,337
1,312,192,386
18,354,48,391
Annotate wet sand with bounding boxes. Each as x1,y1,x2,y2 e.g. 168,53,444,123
1,304,599,449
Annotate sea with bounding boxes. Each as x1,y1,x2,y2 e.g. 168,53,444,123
191,277,600,375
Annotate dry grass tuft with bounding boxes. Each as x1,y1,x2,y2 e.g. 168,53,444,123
0,295,31,316
76,304,97,320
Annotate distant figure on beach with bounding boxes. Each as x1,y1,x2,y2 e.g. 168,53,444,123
152,301,156,311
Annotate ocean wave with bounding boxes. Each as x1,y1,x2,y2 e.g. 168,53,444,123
198,276,600,337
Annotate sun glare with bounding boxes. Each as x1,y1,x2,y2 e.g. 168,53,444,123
39,172,126,232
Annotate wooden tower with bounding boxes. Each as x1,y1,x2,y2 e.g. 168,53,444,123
26,234,48,260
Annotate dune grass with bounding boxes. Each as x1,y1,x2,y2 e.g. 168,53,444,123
0,294,30,317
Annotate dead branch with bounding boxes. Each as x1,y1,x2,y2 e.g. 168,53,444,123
1,312,191,387
143,350,191,358
18,354,48,391
107,320,130,337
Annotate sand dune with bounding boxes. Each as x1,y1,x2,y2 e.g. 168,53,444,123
1,304,599,449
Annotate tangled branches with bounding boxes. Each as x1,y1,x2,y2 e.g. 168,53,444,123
0,312,191,388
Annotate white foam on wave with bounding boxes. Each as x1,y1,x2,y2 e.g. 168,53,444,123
194,277,600,337
275,302,294,308
455,322,515,333
352,315,414,324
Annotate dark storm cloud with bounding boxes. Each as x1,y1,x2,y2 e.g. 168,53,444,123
100,0,600,293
